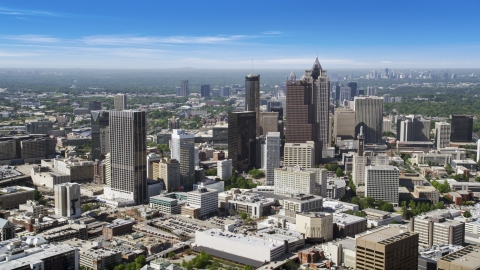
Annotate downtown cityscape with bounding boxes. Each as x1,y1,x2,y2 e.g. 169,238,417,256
1,1,480,270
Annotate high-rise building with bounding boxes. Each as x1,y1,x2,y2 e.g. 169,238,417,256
273,167,326,196
258,112,279,136
366,87,377,96
333,109,356,142
347,82,357,98
171,129,195,191
176,80,189,97
88,100,102,111
91,110,110,161
54,182,81,218
107,110,146,204
264,132,280,186
220,86,229,97
339,86,351,102
450,115,474,142
397,115,430,142
412,212,465,247
25,121,53,135
245,74,260,136
200,84,210,97
186,187,218,217
284,141,315,169
267,100,284,120
147,153,161,180
114,94,127,110
158,157,180,191
167,116,180,130
217,159,232,180
353,96,384,144
352,150,389,186
365,165,400,206
286,57,330,159
356,227,419,270
228,111,256,173
435,122,451,149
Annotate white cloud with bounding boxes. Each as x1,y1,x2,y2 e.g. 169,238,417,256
0,7,57,17
0,35,61,43
80,35,252,45
380,60,392,64
262,31,282,35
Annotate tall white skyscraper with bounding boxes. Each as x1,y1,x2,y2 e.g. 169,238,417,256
435,122,451,149
217,159,232,180
54,182,81,218
114,94,127,110
264,132,280,186
171,129,195,191
107,110,146,204
365,165,399,206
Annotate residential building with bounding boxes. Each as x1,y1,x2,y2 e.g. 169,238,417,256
412,213,465,247
353,96,384,143
273,167,325,197
283,141,315,168
264,132,280,186
171,129,195,191
106,110,147,204
356,227,419,270
54,182,81,219
0,186,35,210
450,115,474,142
245,74,260,136
228,111,256,173
295,212,333,241
217,159,232,180
365,165,400,206
435,122,451,149
352,151,389,186
114,94,127,110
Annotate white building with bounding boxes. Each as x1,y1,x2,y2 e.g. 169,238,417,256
171,129,195,190
264,132,280,186
283,141,315,169
382,118,392,133
54,182,81,218
226,192,276,218
283,194,323,218
217,159,232,180
435,122,451,149
365,165,399,206
187,186,218,217
273,167,325,197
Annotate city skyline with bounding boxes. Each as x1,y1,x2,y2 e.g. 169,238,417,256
1,1,480,69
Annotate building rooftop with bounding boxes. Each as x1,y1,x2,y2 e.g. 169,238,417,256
357,226,417,245
0,186,34,195
103,218,135,229
0,243,76,269
283,194,323,203
332,213,366,225
438,245,480,268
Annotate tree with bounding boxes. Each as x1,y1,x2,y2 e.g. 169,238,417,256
239,212,248,220
135,255,146,269
248,168,265,179
113,265,125,270
336,167,344,177
464,211,472,218
168,252,175,259
34,188,42,201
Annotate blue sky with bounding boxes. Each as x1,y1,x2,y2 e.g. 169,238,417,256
1,1,480,69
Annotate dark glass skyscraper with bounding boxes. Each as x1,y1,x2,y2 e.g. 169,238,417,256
91,110,109,161
450,115,473,142
200,84,210,97
245,74,260,136
228,111,256,173
347,82,357,99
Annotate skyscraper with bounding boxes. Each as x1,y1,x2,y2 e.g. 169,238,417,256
365,165,400,206
171,129,195,191
200,84,210,97
114,94,127,110
88,100,102,111
54,182,81,218
91,110,110,161
176,79,189,97
396,115,431,142
354,96,384,144
450,115,474,142
245,74,260,136
339,86,351,102
264,132,280,186
107,110,147,204
228,111,256,173
347,82,357,99
435,122,451,149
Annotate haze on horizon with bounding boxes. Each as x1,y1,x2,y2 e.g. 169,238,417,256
1,1,480,69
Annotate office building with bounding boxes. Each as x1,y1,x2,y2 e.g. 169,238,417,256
88,100,102,111
19,200,46,218
54,182,81,218
114,94,127,110
220,86,229,97
283,141,315,169
365,165,400,206
245,74,261,136
226,192,276,218
273,167,325,196
295,212,333,241
171,129,195,191
264,132,280,186
284,194,323,217
412,213,465,247
352,151,389,186
347,82,357,98
435,122,451,149
382,118,392,133
338,86,351,102
63,238,122,270
366,86,377,96
25,121,53,135
353,96,384,143
285,57,329,160
106,110,146,204
186,186,218,218
228,111,256,173
176,79,189,97
0,218,15,241
356,227,419,270
167,116,180,130
332,213,367,238
41,157,94,183
258,112,279,136
200,84,210,97
397,115,430,142
450,115,473,142
333,109,355,142
217,159,232,180
0,186,35,210
437,245,480,270
91,110,109,161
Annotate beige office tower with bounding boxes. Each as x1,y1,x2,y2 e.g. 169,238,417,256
159,158,180,191
352,151,389,186
296,212,333,241
435,122,451,149
114,94,127,110
353,96,384,143
412,214,465,247
437,245,480,270
283,141,315,168
259,112,279,136
333,108,355,142
108,110,146,204
54,182,81,219
356,227,419,270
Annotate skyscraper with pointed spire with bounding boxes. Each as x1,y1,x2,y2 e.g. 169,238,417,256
285,57,330,164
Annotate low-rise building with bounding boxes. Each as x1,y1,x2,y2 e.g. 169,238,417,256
323,199,359,213
0,186,35,210
363,208,402,228
37,223,87,242
332,213,367,238
295,212,333,241
226,192,276,218
31,166,70,188
102,219,135,240
186,186,218,218
283,194,323,218
451,159,477,173
0,243,78,270
42,157,95,183
326,178,346,199
418,244,464,270
18,200,46,218
149,194,186,215
437,245,480,270
63,238,122,270
413,185,439,204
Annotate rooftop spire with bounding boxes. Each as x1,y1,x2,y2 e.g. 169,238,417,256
312,55,322,70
